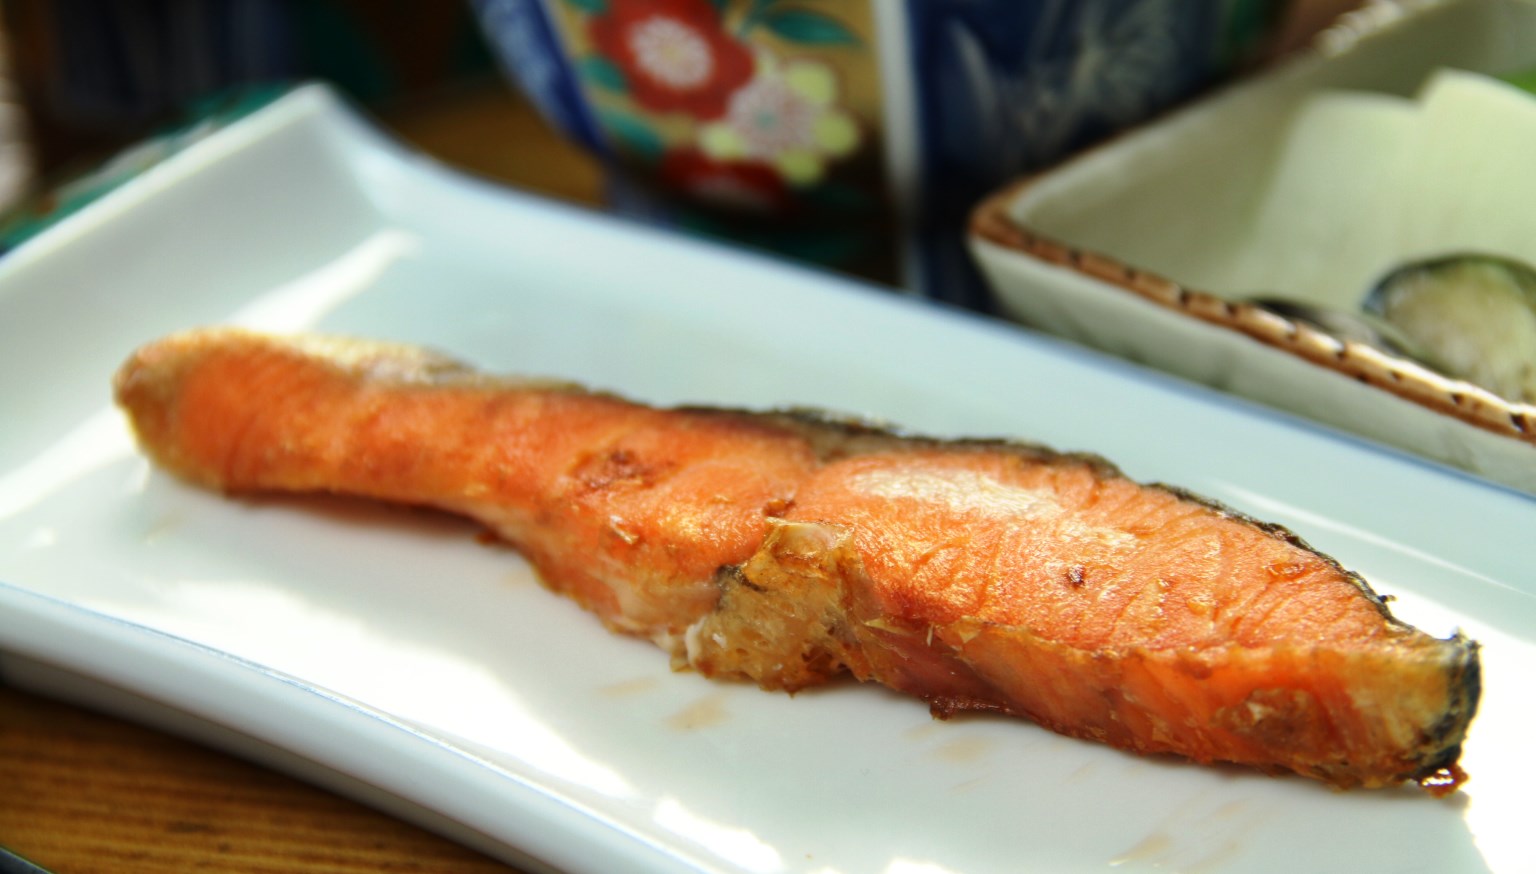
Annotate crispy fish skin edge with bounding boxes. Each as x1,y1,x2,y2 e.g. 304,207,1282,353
675,405,1481,792
115,331,1481,792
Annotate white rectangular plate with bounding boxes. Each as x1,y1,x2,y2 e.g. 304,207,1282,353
1,84,1533,874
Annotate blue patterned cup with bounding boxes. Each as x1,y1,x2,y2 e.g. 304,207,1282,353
471,0,1284,307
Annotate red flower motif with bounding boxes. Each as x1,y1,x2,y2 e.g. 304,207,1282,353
588,0,754,120
659,149,791,215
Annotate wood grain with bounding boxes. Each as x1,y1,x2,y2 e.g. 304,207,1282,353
383,82,603,205
0,685,518,873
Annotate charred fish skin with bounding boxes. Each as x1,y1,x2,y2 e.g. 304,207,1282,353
1418,633,1480,784
113,328,1480,793
695,515,1480,792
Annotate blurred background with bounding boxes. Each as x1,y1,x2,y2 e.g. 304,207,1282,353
0,0,1364,293
4,2,504,177
0,1,599,239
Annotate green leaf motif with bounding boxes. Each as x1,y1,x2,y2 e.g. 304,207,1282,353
580,56,628,93
597,110,665,161
562,0,607,14
745,0,779,21
761,8,860,45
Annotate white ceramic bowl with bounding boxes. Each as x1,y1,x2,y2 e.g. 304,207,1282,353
969,0,1536,496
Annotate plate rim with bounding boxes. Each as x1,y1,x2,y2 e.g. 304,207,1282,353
2,80,1529,874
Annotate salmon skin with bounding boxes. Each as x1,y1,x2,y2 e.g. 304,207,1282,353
114,328,1480,793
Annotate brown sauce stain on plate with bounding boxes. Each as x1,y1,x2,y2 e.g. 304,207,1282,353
903,722,942,742
1066,761,1098,782
599,676,659,697
666,692,731,731
1110,830,1173,867
932,735,993,764
501,568,538,587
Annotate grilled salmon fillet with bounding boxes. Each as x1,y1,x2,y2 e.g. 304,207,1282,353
113,328,1480,793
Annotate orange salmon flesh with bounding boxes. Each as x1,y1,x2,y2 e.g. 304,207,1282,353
113,329,1480,793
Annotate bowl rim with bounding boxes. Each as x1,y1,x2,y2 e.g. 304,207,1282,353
968,179,1536,448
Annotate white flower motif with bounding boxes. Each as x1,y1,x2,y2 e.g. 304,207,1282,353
698,51,860,186
628,17,714,89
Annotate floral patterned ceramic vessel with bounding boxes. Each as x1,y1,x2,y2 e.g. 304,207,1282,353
473,0,1282,307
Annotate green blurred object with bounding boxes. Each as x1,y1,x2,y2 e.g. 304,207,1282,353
1501,64,1536,93
292,1,398,105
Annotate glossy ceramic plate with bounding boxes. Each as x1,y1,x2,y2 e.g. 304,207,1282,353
1,85,1533,874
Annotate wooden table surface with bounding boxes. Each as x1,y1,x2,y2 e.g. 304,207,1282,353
0,81,599,874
